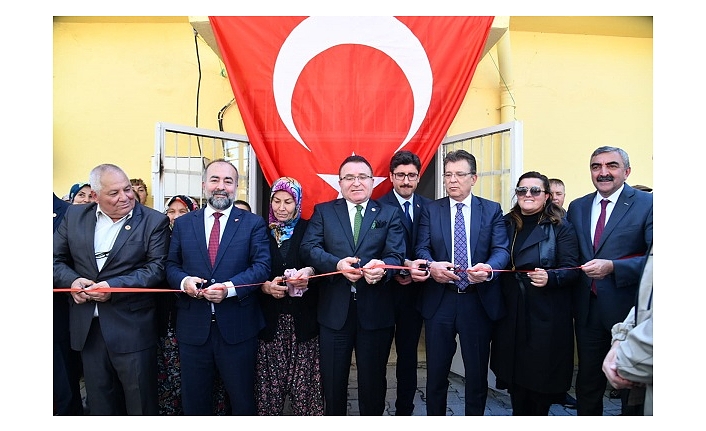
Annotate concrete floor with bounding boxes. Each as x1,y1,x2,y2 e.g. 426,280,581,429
78,324,622,416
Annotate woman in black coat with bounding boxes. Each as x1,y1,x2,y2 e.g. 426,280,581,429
490,171,580,415
255,177,323,415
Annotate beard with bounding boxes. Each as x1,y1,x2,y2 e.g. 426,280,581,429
208,191,234,210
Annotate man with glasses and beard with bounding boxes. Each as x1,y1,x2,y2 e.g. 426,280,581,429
166,159,271,415
378,150,432,415
566,146,652,416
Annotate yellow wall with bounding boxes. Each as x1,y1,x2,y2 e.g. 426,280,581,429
53,17,244,207
54,16,652,207
449,27,652,204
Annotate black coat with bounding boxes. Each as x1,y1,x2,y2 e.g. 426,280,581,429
257,219,319,342
490,214,580,394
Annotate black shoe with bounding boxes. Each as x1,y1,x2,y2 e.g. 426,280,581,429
609,389,621,399
562,393,577,409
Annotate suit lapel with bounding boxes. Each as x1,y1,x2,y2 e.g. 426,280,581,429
579,194,596,257
440,198,452,259
356,200,378,250
596,188,634,253
192,209,210,266
469,196,482,264
215,209,243,267
83,204,100,274
102,204,140,269
412,196,423,240
334,199,356,250
385,192,412,239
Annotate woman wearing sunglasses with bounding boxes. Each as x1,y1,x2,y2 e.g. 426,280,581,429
489,171,580,415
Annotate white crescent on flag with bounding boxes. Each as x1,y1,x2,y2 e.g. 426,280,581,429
209,16,494,218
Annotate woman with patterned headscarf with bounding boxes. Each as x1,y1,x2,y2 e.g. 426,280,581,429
255,177,323,415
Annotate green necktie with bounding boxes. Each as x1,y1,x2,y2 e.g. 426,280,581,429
353,204,363,245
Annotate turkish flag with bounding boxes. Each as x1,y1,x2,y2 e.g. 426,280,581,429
209,16,494,218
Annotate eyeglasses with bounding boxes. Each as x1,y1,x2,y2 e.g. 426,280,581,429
442,172,473,180
392,172,419,181
515,186,546,197
340,174,373,183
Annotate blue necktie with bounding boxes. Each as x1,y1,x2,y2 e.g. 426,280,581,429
403,201,412,223
454,202,469,290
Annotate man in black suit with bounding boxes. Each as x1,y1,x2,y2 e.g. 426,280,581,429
378,151,431,415
567,146,652,415
415,150,510,415
166,159,270,415
300,154,405,415
54,164,171,415
53,193,84,415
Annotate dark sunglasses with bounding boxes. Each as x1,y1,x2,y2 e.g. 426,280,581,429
515,186,546,197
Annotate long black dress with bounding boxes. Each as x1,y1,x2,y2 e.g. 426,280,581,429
490,212,579,415
254,219,323,415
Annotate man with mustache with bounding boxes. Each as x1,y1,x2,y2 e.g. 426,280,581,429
166,159,270,415
566,146,653,415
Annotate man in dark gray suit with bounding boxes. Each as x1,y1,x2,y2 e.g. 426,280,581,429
54,164,171,415
301,154,405,415
567,146,653,416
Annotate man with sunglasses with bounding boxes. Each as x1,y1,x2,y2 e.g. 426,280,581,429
378,150,432,415
566,146,652,415
414,149,510,415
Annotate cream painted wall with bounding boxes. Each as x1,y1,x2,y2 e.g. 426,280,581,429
449,31,652,205
54,17,652,208
53,18,245,206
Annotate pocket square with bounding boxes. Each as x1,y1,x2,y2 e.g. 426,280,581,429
371,220,387,229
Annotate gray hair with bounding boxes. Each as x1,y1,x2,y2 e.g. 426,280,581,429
89,164,128,194
591,146,630,169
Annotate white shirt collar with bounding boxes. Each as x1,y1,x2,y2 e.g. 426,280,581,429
346,199,369,213
95,204,133,223
205,203,232,219
593,185,624,206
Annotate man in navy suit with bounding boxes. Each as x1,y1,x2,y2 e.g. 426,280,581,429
166,159,270,415
54,164,171,415
415,149,510,415
300,154,405,415
567,146,652,415
378,151,431,415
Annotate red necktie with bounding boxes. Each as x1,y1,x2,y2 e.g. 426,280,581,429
591,199,610,295
208,212,222,266
593,199,610,251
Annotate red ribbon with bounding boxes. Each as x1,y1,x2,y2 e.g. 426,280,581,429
54,254,645,293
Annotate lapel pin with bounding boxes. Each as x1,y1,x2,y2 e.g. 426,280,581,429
125,225,131,230
234,218,240,222
371,208,376,212
53,213,58,218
